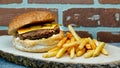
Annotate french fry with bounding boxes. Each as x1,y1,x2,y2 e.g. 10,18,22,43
67,39,77,55
78,38,89,50
66,32,73,39
42,50,58,58
93,42,105,57
56,47,67,58
63,41,80,48
84,50,94,58
87,50,92,52
67,47,72,54
42,24,108,59
70,47,75,59
93,39,108,55
68,25,81,41
101,48,108,56
76,48,86,57
66,39,71,43
93,39,99,46
85,44,92,50
64,40,71,53
88,37,96,49
64,40,71,55
57,37,67,47
75,46,80,53
75,39,84,49
70,37,75,42
74,44,79,49
48,47,60,52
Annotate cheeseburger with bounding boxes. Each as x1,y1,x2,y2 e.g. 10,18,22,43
8,11,64,52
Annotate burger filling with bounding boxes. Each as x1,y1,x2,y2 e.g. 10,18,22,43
17,23,60,40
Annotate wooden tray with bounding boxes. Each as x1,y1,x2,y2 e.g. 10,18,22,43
0,35,120,68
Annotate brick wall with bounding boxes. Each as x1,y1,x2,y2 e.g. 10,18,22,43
0,0,120,43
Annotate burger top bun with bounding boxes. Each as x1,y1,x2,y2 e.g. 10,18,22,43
8,11,55,36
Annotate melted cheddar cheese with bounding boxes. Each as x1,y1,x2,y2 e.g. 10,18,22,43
17,23,57,34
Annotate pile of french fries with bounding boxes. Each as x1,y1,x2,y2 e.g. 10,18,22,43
42,25,108,59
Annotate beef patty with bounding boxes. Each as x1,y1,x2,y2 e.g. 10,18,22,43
19,26,60,40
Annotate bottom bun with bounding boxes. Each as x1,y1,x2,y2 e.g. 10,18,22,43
13,31,64,52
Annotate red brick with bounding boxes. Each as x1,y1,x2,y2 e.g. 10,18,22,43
100,9,120,27
0,0,22,4
76,31,93,38
28,0,93,4
0,8,58,26
99,0,120,4
63,8,120,27
0,30,8,35
61,0,93,4
63,8,100,27
97,32,120,42
28,0,61,4
64,31,92,38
